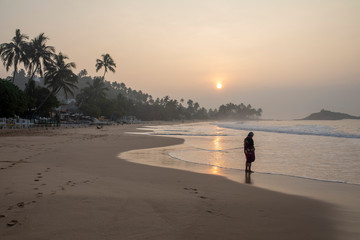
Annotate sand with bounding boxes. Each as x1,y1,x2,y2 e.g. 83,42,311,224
0,124,357,239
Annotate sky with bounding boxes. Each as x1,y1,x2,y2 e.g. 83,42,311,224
1,0,359,119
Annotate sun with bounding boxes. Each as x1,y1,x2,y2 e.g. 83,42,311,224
216,83,222,89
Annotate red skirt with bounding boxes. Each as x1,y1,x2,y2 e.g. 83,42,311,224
245,152,255,163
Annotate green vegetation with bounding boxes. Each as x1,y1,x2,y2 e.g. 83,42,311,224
95,53,116,80
35,52,78,116
76,77,111,117
0,29,29,83
24,79,59,117
0,29,262,121
26,33,55,82
0,78,28,117
0,29,76,118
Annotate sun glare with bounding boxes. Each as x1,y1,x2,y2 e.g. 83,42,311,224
216,83,222,89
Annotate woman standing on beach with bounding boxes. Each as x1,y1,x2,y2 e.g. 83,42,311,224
244,132,255,172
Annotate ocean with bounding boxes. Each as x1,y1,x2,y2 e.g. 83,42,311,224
135,120,360,185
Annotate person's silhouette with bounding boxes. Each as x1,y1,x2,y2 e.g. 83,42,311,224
244,132,255,172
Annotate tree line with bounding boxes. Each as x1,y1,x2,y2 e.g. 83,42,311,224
0,29,262,121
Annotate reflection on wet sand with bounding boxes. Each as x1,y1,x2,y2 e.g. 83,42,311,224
211,166,219,175
245,171,253,184
211,136,223,175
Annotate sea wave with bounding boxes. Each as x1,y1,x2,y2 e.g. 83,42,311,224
217,122,360,139
148,132,229,137
168,151,359,185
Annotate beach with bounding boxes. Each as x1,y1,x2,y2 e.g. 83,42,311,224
0,124,358,239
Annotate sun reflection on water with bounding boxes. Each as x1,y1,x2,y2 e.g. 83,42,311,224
209,135,224,175
211,166,219,174
214,136,221,150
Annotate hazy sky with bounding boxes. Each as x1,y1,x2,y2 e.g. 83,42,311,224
1,0,359,119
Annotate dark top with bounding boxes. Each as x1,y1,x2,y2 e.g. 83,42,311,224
244,136,254,153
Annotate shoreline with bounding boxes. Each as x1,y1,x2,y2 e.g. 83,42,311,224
121,141,360,238
0,124,357,239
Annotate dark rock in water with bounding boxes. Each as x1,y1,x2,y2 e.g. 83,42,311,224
301,109,360,120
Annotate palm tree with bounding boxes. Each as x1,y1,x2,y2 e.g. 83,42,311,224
76,77,108,116
44,52,78,98
0,29,29,83
95,53,116,80
27,33,55,82
86,77,108,101
111,81,119,90
78,69,88,78
33,52,78,116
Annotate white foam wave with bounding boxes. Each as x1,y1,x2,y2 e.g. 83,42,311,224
168,151,359,185
148,132,229,137
217,122,360,139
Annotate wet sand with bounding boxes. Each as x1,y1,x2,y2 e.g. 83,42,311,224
0,124,354,239
122,143,360,240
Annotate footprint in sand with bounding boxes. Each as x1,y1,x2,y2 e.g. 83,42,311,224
66,181,76,187
35,193,43,198
7,220,18,227
184,187,198,194
206,209,222,216
184,187,211,200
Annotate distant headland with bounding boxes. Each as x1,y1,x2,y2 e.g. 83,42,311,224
301,109,360,120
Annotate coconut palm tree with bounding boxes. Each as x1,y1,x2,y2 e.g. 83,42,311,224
78,69,88,78
27,33,55,82
111,81,122,91
86,77,108,101
33,52,78,116
95,53,116,80
76,77,109,117
44,52,78,98
0,29,29,83
76,77,108,104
